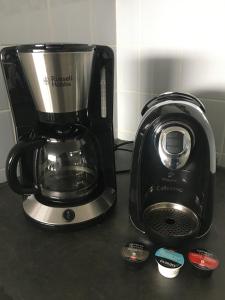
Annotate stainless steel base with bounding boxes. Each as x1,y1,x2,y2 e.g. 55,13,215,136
23,188,116,227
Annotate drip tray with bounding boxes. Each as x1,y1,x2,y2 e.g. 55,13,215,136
143,202,200,244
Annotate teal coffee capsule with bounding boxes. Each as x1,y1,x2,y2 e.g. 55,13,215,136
155,248,184,278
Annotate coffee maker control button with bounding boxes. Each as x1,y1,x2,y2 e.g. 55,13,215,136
63,209,75,222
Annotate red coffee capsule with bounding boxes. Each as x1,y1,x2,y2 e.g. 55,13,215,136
188,248,219,277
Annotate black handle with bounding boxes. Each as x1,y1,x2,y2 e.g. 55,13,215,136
6,140,44,195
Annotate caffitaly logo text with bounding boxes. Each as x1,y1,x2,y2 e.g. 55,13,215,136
43,75,73,87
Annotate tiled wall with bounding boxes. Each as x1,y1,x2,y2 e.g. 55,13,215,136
0,0,116,182
116,0,225,167
1,0,225,183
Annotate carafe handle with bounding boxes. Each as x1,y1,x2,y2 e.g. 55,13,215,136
6,140,44,195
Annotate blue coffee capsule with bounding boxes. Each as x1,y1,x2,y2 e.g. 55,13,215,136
155,248,184,278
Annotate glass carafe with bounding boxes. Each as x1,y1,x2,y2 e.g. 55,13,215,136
37,127,99,200
6,125,100,202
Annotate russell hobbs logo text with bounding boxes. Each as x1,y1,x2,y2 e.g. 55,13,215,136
43,75,73,87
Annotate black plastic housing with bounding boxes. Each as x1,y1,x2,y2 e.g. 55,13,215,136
129,93,216,244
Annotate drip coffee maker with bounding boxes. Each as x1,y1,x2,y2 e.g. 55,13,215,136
1,44,116,227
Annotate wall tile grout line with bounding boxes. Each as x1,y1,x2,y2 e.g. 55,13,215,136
89,0,94,44
137,0,141,115
46,0,53,43
0,109,11,114
116,90,225,102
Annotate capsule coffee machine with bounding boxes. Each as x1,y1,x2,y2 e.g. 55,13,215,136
1,44,116,228
129,92,216,246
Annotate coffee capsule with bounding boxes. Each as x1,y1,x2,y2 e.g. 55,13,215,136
188,248,219,277
155,248,184,278
121,242,150,265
